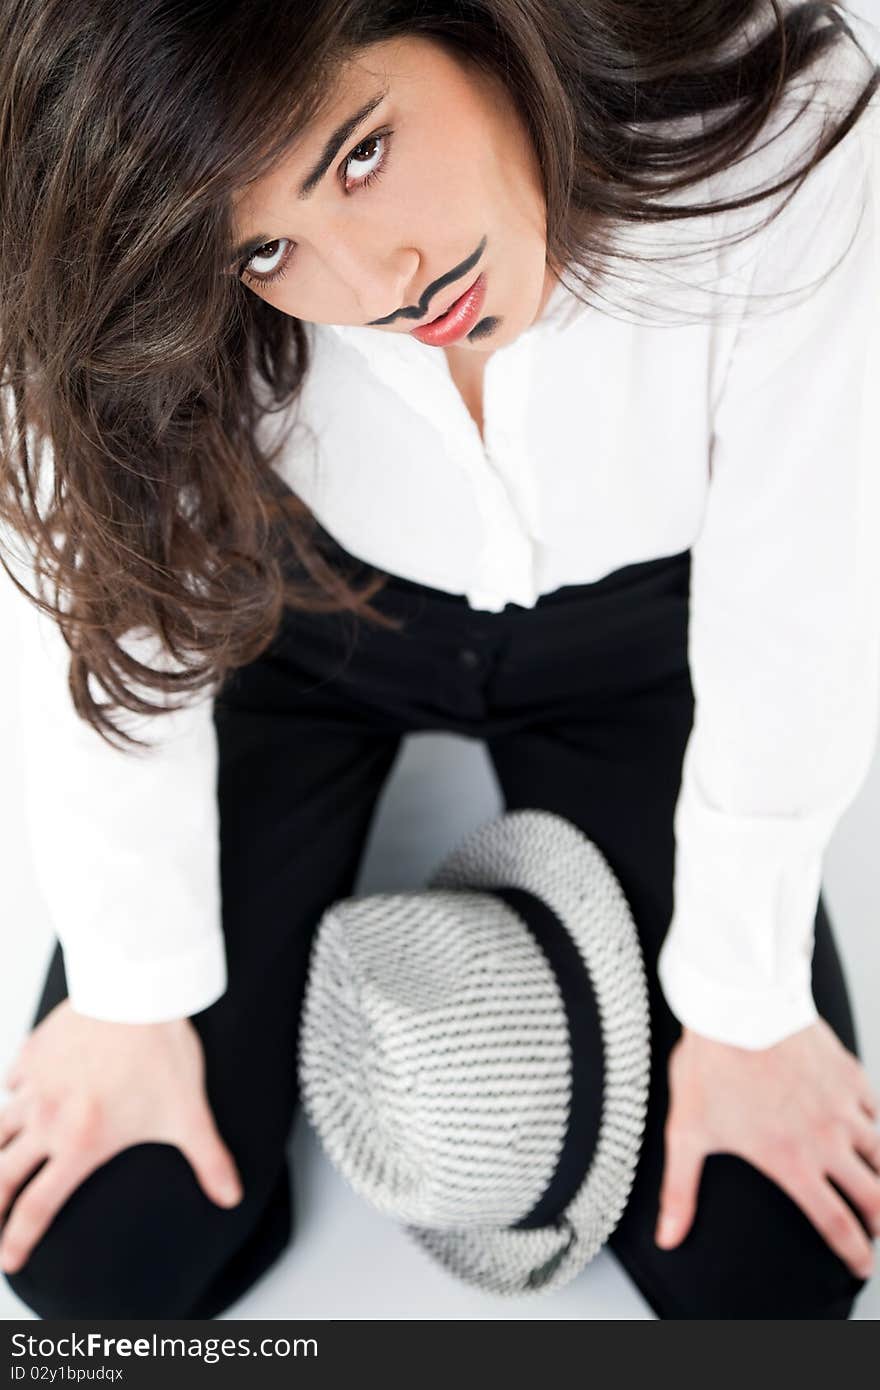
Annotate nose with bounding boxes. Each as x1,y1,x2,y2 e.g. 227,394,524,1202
318,234,419,324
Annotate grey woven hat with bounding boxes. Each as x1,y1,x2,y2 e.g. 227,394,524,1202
297,808,651,1297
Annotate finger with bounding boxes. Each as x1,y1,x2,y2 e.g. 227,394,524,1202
0,1151,94,1275
175,1099,244,1209
774,1168,875,1280
0,1100,26,1148
2,1059,25,1091
0,1134,49,1245
0,1133,48,1229
825,1146,880,1238
851,1117,880,1175
842,1056,878,1119
853,1079,878,1119
656,1122,706,1248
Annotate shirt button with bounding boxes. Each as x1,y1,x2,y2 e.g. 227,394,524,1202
458,647,481,670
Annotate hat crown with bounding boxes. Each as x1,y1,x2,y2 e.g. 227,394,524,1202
299,889,572,1227
298,808,652,1298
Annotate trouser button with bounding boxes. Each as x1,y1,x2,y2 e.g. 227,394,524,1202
458,647,481,670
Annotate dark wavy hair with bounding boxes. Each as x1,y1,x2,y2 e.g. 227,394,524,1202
1,0,877,750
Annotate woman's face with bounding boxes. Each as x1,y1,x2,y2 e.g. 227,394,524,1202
230,35,556,356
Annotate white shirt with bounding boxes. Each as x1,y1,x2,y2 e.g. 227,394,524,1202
4,31,880,1047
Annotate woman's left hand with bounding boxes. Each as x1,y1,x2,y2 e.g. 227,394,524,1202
655,1018,880,1280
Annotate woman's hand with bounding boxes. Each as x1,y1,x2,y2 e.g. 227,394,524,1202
656,1018,880,1279
0,999,244,1275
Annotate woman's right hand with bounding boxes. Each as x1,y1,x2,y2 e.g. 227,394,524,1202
0,998,243,1275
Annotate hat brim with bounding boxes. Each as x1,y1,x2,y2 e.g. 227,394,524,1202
406,808,651,1297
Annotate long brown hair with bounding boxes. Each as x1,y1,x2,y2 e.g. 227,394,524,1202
1,0,877,750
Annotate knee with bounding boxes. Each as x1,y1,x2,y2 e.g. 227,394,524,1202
653,1154,871,1320
2,1143,246,1320
3,1258,189,1322
614,1151,871,1320
655,1266,868,1320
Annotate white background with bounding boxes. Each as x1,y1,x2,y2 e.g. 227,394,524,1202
2,1,880,1321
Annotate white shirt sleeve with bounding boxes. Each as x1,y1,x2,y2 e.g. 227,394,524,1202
657,100,880,1049
2,526,227,1024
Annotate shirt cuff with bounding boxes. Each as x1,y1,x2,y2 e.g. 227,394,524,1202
656,763,828,1049
656,938,820,1049
63,932,228,1023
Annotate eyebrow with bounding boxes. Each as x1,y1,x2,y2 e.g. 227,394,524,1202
229,85,390,269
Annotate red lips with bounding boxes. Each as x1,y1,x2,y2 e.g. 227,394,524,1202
409,273,488,347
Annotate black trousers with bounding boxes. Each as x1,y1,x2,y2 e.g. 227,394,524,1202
5,537,870,1320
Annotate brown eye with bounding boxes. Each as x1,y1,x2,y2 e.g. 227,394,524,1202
342,129,393,191
241,237,292,286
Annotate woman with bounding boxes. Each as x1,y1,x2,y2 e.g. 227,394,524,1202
1,0,879,1320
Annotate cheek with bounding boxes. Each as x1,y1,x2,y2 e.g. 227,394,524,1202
399,143,495,255
403,152,459,218
254,261,334,322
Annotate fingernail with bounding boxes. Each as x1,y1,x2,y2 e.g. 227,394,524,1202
0,1247,21,1272
219,1183,243,1207
655,1216,677,1247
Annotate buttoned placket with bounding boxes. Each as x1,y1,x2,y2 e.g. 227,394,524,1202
438,279,578,613
444,336,542,614
325,283,572,617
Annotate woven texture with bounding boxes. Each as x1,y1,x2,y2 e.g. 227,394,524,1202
297,808,651,1297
